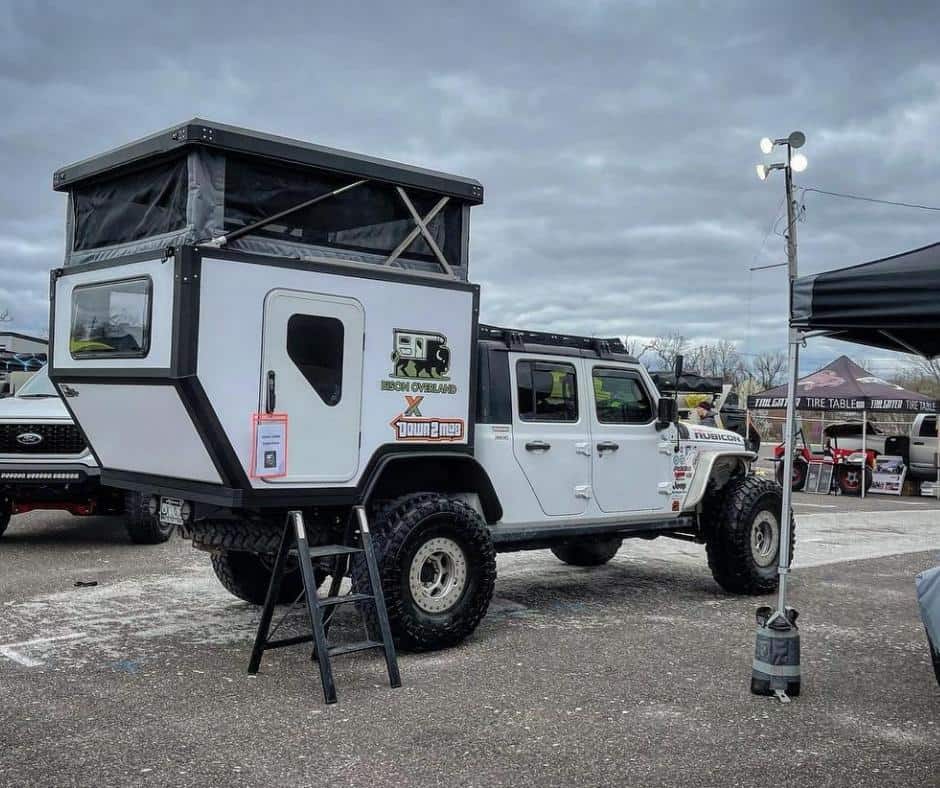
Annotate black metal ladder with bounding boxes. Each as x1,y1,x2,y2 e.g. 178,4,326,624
248,506,401,704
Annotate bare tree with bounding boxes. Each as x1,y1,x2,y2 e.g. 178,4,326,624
750,351,787,390
621,336,651,361
646,333,687,370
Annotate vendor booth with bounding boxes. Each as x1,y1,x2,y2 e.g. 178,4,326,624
772,240,940,692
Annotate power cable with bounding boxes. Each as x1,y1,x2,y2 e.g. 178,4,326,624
798,186,940,213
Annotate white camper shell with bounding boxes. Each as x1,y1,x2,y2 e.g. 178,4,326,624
49,120,789,651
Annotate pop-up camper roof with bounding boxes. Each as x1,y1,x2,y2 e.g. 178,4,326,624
54,119,483,277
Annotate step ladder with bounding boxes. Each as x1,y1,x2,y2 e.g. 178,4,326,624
248,506,401,704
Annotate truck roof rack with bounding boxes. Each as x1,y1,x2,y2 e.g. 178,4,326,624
479,324,636,361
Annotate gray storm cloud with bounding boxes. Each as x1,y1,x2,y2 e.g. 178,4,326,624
2,0,939,375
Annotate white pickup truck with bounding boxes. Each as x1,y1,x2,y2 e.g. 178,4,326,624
824,416,939,481
0,367,170,542
909,415,939,481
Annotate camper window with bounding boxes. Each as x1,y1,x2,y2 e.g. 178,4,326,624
69,277,152,358
286,314,344,406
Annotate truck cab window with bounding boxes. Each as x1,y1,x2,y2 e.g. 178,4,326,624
70,277,152,358
592,368,653,424
516,361,578,422
286,314,344,406
920,416,937,437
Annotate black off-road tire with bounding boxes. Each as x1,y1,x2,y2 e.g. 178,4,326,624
189,518,284,554
0,496,11,538
835,465,872,496
209,549,304,605
775,458,807,492
551,537,622,567
124,491,174,545
703,476,795,595
353,493,497,652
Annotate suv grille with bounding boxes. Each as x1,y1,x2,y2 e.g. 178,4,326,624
0,424,87,455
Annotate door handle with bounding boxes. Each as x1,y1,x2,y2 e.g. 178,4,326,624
913,441,925,446
525,440,551,452
597,441,620,453
266,370,276,414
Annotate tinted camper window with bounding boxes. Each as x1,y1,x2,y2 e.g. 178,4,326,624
70,277,152,358
516,361,578,422
287,314,344,406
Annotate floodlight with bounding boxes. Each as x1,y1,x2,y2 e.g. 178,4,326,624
790,153,808,172
760,137,774,154
788,131,806,149
755,164,769,180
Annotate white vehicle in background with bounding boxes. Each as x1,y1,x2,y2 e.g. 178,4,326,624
0,367,168,543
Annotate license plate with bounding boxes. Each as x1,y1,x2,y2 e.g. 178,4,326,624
159,497,184,526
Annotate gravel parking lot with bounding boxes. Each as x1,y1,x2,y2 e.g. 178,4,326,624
1,494,938,787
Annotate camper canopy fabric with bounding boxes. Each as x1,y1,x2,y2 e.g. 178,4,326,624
747,355,937,412
791,242,940,358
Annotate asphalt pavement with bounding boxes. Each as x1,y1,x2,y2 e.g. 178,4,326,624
0,496,938,787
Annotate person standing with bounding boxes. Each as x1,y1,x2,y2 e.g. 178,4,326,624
695,400,718,427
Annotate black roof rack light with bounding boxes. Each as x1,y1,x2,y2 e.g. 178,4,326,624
479,324,634,361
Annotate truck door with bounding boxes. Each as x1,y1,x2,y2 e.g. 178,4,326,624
588,366,669,513
510,357,590,516
260,289,364,484
911,415,938,478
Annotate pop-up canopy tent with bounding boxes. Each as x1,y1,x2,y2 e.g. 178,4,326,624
748,355,936,413
792,241,940,357
765,240,940,695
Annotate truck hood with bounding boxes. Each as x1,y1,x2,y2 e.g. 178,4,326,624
0,395,71,422
681,421,747,452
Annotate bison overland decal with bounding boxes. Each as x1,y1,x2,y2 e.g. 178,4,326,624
381,328,458,395
390,396,465,442
391,329,451,380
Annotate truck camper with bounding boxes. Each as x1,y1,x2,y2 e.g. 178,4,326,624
49,120,789,651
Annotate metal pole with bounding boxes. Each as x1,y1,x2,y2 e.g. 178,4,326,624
776,144,800,615
861,410,867,499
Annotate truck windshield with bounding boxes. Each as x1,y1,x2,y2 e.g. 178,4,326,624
70,277,152,358
15,367,58,398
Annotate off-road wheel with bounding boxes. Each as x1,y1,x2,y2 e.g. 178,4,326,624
0,496,11,538
703,476,795,595
353,493,497,651
551,537,622,566
775,458,807,492
209,549,307,605
124,491,174,544
835,465,872,496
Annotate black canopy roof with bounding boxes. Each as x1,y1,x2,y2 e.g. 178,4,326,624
649,371,723,394
748,355,937,413
791,241,940,358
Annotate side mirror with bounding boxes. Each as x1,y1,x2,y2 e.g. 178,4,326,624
656,397,677,430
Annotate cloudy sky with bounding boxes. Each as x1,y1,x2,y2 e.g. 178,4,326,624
3,0,940,376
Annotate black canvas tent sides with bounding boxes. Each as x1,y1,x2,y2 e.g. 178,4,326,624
52,119,483,278
792,241,940,358
747,355,937,413
649,371,723,394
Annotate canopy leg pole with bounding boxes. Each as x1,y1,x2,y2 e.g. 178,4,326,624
776,329,799,614
861,411,867,499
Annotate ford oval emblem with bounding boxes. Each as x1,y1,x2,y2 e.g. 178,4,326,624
16,432,43,446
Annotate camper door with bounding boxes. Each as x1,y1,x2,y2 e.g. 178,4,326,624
259,289,364,484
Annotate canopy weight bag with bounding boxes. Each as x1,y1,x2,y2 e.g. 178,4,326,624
751,605,801,702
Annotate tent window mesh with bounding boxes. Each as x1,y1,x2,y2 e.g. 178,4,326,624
72,157,188,251
223,155,460,266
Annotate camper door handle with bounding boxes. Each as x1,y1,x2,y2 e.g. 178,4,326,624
266,370,276,414
597,441,619,453
914,440,925,446
525,441,551,452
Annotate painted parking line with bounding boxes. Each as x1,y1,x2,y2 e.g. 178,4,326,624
0,633,85,667
793,502,837,509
